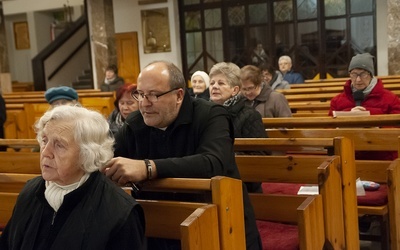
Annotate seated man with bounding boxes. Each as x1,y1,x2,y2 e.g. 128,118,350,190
102,60,262,250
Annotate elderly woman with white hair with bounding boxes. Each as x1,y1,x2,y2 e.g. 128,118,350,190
0,105,146,250
188,70,210,100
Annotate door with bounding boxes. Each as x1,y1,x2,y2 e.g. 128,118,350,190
115,32,140,84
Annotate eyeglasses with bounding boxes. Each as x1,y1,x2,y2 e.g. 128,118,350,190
131,88,179,103
350,72,370,79
241,85,258,92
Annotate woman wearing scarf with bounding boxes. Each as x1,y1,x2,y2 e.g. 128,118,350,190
329,52,400,160
108,84,139,136
209,62,266,193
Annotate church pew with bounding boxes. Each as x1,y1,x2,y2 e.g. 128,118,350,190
266,128,400,249
234,137,359,249
139,176,245,250
279,82,400,95
0,191,220,250
138,200,220,249
236,154,346,249
262,114,400,128
140,176,325,250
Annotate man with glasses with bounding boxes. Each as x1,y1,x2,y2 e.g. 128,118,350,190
101,61,262,250
329,52,400,116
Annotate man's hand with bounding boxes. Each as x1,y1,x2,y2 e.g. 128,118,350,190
101,157,147,186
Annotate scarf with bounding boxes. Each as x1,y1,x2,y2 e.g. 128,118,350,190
115,112,124,128
223,94,241,107
104,77,116,85
44,173,90,212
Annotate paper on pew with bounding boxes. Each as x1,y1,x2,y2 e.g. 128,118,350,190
297,185,319,195
332,110,370,117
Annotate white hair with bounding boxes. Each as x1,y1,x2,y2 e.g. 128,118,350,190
279,55,292,64
35,105,114,173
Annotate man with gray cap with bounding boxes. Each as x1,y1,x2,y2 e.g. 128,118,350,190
329,52,400,116
329,53,400,161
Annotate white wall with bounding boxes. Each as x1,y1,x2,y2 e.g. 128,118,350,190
3,1,85,83
376,0,388,76
2,0,83,15
113,0,182,71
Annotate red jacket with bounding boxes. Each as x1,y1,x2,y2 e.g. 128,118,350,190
329,78,400,116
329,79,400,160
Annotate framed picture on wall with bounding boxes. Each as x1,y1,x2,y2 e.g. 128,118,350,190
141,8,171,54
13,21,30,50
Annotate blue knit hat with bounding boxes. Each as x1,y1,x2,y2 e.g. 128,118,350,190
45,86,78,104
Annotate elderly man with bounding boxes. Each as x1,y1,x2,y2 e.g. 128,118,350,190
102,61,262,250
278,55,304,84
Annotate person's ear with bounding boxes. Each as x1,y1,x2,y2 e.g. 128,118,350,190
232,86,240,96
176,88,184,104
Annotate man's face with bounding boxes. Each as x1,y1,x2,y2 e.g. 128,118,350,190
39,120,84,185
350,69,372,90
279,60,291,73
137,63,183,128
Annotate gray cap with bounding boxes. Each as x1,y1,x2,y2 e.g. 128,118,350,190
348,53,375,76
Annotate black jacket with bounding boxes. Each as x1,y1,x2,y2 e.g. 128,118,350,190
0,171,146,250
226,96,266,138
114,90,261,250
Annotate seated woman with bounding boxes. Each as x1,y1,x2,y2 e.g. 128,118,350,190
100,64,125,92
44,86,80,107
258,62,290,90
240,65,292,118
108,84,139,135
209,62,266,193
0,105,146,249
188,70,210,100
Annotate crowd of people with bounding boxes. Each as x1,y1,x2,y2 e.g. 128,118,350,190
1,51,400,249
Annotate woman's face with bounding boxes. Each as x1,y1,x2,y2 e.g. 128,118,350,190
262,70,272,84
105,70,116,80
39,120,85,185
118,92,139,119
209,73,239,105
241,80,261,101
191,75,207,94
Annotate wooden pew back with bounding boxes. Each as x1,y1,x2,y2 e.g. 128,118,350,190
234,137,359,249
236,154,344,249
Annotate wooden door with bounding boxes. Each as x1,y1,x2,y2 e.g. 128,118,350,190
115,32,140,84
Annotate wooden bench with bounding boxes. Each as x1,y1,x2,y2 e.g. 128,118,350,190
0,191,220,249
266,128,400,249
234,137,359,249
140,176,325,250
262,114,400,128
236,153,346,249
139,176,245,249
